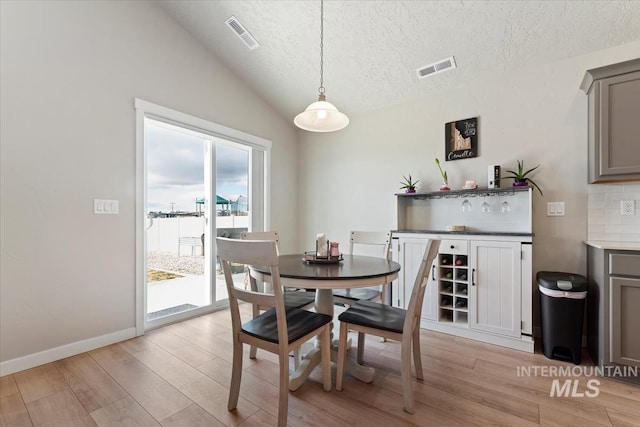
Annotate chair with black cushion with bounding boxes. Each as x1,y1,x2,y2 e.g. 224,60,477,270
333,231,391,306
241,231,316,363
336,238,441,414
241,231,316,309
333,231,391,361
217,237,331,427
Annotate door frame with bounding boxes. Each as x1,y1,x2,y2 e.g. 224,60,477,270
135,99,271,335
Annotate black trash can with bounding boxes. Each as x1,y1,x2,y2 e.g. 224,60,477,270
537,271,588,364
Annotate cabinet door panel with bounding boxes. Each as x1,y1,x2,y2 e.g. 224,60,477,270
394,237,437,320
469,241,521,337
599,72,640,177
610,277,640,367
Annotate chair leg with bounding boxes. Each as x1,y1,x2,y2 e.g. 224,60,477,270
357,332,365,364
400,335,415,414
412,327,423,380
336,322,348,391
228,339,243,410
250,304,260,359
377,292,387,343
277,350,289,427
321,325,331,392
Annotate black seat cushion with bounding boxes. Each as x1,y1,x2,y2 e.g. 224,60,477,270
338,300,406,334
283,290,316,309
243,307,331,344
333,287,381,302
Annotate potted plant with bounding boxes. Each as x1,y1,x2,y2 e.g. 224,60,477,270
505,160,543,195
400,174,419,193
435,158,450,191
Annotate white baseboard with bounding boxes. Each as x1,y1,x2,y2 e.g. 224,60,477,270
0,327,136,376
420,320,535,353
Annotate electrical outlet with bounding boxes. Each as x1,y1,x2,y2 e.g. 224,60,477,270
621,200,635,216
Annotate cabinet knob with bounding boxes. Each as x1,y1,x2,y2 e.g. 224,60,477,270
450,245,455,249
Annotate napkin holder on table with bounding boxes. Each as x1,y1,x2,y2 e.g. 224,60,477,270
316,233,329,258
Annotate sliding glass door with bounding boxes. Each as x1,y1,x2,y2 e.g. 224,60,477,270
213,142,250,302
145,119,213,322
136,99,270,331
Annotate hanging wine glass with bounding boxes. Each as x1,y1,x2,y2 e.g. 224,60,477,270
501,199,511,213
461,199,472,213
481,197,491,213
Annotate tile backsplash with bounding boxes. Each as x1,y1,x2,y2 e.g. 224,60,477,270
588,183,640,243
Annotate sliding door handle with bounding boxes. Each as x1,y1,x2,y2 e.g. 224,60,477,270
472,268,476,286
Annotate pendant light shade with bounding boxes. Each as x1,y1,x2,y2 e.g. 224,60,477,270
294,95,349,132
294,0,349,132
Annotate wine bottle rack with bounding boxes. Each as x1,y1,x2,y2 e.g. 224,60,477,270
438,251,469,325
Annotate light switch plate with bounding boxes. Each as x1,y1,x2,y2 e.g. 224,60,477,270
547,202,565,216
94,199,119,215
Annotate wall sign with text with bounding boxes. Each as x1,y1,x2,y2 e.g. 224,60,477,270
445,117,478,161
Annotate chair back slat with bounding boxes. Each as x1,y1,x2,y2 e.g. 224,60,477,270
241,231,280,247
349,231,391,259
403,239,441,332
218,237,279,266
226,279,277,307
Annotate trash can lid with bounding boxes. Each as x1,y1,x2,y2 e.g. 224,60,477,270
536,271,588,292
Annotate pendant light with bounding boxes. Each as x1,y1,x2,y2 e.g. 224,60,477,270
294,0,349,132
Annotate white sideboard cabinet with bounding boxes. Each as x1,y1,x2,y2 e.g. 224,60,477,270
392,187,534,352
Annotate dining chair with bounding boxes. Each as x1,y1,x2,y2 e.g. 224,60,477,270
333,231,391,305
333,231,391,361
217,237,332,427
336,238,441,414
240,231,316,365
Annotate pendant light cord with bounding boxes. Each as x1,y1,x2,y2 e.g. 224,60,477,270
318,0,325,96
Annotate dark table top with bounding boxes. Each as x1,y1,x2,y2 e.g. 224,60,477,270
251,254,401,281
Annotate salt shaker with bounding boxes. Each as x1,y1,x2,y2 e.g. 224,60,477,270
330,242,340,257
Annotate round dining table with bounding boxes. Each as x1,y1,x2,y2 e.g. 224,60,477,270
250,254,401,390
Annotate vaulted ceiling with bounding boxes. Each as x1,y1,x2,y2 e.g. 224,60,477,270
158,1,640,122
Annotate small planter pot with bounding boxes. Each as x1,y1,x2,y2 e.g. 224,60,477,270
405,188,417,193
439,182,451,191
513,181,529,188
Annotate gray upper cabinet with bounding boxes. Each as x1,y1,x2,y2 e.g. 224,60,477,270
581,59,640,183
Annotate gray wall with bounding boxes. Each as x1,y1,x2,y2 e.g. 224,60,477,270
0,1,299,366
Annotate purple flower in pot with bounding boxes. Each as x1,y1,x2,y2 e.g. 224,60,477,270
505,160,543,196
400,174,419,193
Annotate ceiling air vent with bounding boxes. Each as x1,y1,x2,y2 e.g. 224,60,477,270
225,16,259,50
416,56,457,79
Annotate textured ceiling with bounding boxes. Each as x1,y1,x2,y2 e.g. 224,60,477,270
158,0,640,122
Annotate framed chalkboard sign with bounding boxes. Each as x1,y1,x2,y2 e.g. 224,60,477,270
445,117,478,161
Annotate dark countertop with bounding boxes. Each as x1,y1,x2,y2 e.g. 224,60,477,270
393,229,534,237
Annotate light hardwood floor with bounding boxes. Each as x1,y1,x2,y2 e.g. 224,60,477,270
1,304,639,426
